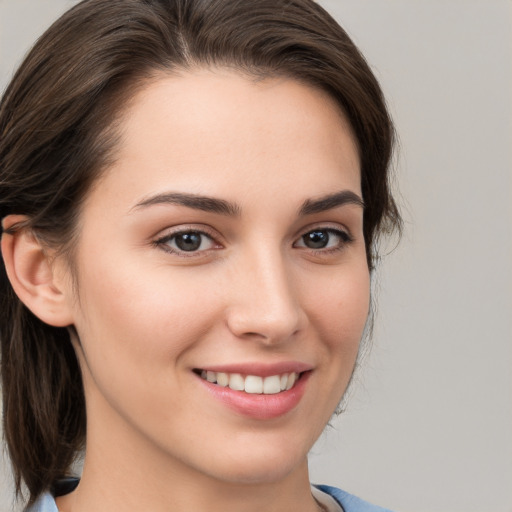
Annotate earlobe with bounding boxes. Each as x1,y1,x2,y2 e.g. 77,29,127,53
1,214,75,327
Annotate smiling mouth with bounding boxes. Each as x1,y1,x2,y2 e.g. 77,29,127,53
194,369,302,395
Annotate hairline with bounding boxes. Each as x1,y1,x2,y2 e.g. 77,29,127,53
58,62,361,291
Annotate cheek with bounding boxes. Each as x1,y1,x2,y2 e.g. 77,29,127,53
70,257,223,431
71,253,220,376
304,260,370,412
298,262,370,433
308,263,370,351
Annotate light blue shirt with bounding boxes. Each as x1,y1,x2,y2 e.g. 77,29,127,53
315,485,394,512
27,483,393,512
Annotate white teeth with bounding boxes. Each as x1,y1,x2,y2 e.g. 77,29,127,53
228,373,245,391
280,373,288,391
245,375,263,394
263,375,281,394
285,372,296,390
217,372,229,387
199,370,300,394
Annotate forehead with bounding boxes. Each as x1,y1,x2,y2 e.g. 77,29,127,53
85,68,361,214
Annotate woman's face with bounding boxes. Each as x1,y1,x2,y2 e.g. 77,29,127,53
63,69,369,484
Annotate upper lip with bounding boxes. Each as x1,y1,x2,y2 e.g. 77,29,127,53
194,361,313,377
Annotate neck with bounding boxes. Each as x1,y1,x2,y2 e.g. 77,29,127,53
57,455,319,512
56,390,320,512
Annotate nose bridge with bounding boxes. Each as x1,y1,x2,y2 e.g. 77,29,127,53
227,243,303,342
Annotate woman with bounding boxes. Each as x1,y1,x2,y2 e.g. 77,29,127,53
0,0,401,511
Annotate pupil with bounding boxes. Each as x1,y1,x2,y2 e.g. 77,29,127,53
304,230,328,249
175,232,202,251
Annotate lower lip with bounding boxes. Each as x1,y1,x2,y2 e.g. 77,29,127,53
197,371,311,420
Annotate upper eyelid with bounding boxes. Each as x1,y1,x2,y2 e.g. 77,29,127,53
294,222,352,241
154,224,220,241
294,227,353,245
152,222,354,246
153,225,223,253
153,229,221,259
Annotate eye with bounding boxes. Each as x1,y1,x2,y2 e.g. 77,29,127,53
155,229,219,255
294,228,352,251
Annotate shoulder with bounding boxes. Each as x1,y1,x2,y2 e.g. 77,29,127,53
314,484,395,512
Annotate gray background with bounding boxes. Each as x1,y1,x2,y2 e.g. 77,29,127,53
1,1,511,511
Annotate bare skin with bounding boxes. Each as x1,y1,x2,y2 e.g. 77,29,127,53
3,68,368,512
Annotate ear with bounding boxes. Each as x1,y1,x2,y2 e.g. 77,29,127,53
1,215,75,327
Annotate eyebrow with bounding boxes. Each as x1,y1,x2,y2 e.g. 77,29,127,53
298,190,364,216
131,189,364,217
132,192,241,216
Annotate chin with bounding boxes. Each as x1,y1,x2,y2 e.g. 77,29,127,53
197,439,309,485
213,462,302,486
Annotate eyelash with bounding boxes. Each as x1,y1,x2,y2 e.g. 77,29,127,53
153,226,354,258
153,227,220,258
293,227,354,255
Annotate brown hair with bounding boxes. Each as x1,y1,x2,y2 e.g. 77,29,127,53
0,0,401,505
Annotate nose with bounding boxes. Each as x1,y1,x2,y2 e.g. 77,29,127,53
225,248,305,344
